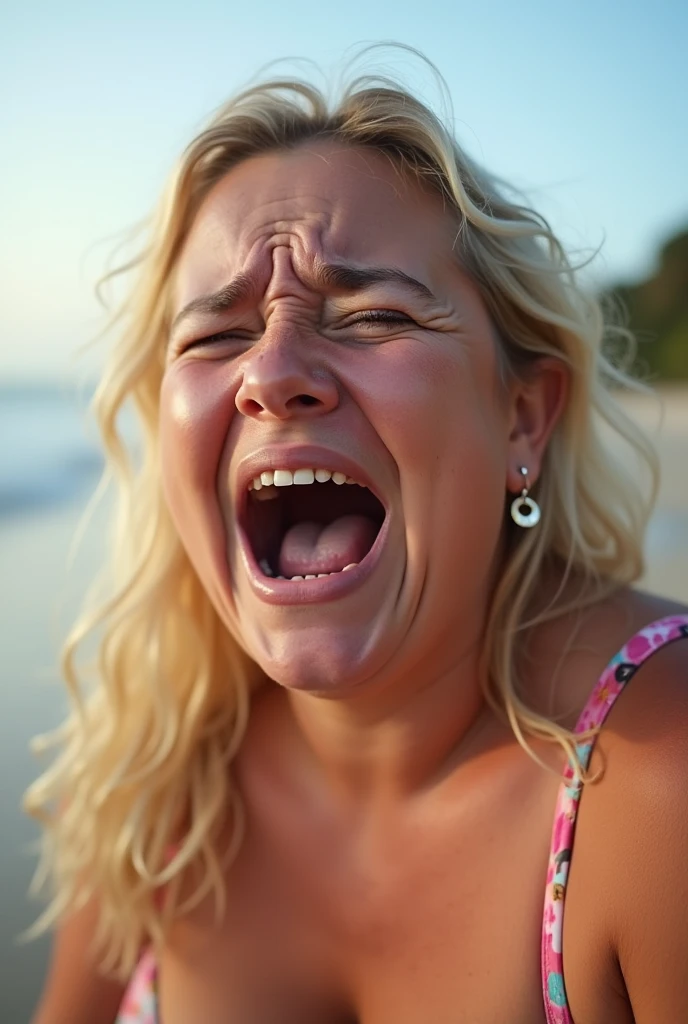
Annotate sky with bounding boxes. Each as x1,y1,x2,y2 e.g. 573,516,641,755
1,0,687,380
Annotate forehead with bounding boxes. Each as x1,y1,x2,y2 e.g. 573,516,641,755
173,142,460,302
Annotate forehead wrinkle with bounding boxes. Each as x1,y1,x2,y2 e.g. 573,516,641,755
171,161,463,336
172,253,447,341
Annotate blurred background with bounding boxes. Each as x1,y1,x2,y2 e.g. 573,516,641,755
1,1,686,1020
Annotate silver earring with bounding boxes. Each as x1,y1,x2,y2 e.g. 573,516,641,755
510,467,541,528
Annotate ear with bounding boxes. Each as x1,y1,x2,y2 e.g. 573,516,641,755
505,358,569,494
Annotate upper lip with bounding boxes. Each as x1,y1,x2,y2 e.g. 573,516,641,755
234,444,388,514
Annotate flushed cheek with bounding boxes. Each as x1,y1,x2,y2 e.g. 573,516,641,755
357,339,501,469
159,363,238,603
359,346,506,574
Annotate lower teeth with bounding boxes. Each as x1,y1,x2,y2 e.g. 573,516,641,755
261,563,360,580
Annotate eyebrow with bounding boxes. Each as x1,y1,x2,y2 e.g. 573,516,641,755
314,260,436,302
170,273,256,335
170,260,437,337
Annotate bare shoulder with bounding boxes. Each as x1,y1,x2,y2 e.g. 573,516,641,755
31,896,128,1024
524,583,688,726
590,599,688,822
564,588,688,1022
597,594,688,756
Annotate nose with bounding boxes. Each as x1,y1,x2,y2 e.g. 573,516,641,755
235,328,339,420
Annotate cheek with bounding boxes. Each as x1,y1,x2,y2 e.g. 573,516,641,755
159,363,237,580
362,339,506,474
357,340,508,563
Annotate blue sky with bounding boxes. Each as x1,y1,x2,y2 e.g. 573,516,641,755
2,0,686,379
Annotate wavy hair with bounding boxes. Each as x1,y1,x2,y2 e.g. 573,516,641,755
25,53,658,976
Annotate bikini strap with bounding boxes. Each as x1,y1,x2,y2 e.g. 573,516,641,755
541,613,688,1023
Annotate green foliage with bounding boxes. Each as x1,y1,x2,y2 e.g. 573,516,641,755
601,226,688,381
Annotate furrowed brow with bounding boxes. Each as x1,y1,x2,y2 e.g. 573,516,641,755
313,260,437,302
170,273,256,337
170,260,437,340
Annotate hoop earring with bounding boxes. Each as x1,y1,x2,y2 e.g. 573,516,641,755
510,466,541,528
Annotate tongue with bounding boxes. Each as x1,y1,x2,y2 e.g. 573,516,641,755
277,516,378,578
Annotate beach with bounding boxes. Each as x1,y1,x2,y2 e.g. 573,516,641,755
0,386,686,1023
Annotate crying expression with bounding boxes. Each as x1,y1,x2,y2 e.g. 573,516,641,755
159,142,510,694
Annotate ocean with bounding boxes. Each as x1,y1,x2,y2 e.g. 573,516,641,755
0,382,103,519
0,382,107,1023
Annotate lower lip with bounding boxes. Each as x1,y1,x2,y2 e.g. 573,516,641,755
239,516,390,606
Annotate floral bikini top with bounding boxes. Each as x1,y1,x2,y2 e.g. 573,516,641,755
116,614,688,1024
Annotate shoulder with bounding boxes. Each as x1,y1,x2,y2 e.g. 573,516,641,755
524,583,688,727
566,594,688,1019
589,609,688,828
31,897,129,1024
573,588,688,776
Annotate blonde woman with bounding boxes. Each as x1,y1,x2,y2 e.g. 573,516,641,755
27,56,688,1024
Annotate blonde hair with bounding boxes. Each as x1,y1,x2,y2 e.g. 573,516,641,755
25,53,658,977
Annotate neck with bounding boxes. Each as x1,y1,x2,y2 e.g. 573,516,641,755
283,626,490,811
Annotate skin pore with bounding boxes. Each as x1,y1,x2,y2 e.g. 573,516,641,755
160,142,568,811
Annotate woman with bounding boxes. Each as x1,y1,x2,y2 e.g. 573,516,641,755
27,61,688,1024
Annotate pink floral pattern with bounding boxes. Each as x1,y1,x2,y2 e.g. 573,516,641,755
541,614,688,1022
115,949,157,1024
114,615,688,1024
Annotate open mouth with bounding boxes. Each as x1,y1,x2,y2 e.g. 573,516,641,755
241,468,387,581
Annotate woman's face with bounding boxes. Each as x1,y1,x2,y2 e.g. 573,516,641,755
160,143,517,694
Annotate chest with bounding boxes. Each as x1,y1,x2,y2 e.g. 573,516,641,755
156,757,607,1024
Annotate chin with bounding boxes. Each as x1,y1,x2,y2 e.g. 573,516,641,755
245,621,398,696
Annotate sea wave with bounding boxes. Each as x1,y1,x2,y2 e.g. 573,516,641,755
0,383,103,518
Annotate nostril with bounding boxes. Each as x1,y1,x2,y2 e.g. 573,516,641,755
294,394,320,407
242,398,264,416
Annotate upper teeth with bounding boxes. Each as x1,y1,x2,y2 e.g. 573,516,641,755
249,468,360,491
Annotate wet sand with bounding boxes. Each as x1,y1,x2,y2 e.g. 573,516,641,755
0,388,686,1022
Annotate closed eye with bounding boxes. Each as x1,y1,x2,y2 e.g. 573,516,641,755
333,309,420,342
172,310,416,356
199,329,254,343
349,310,416,326
175,329,255,354
341,309,415,333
